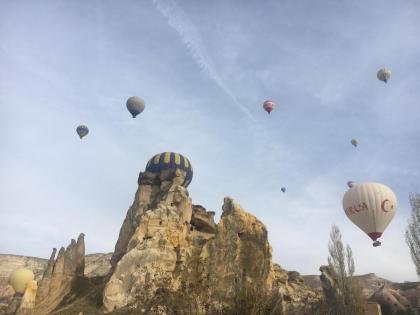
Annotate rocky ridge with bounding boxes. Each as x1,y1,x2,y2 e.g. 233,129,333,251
102,169,319,314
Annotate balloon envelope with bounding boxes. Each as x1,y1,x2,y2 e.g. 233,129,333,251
347,181,354,188
342,182,397,242
145,152,193,187
126,96,145,118
263,100,274,114
377,68,391,83
351,139,358,147
76,125,89,139
9,268,34,294
281,187,286,193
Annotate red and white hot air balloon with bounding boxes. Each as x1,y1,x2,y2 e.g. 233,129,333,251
342,182,397,247
263,100,274,114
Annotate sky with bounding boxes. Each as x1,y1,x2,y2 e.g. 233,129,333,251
0,0,419,282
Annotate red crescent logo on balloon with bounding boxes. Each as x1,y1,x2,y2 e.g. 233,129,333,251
381,199,393,212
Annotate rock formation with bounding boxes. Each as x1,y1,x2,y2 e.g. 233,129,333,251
0,285,14,314
15,280,37,315
319,265,342,303
3,294,22,315
102,168,319,314
0,251,112,314
33,233,85,315
0,254,48,313
304,272,392,298
317,265,420,315
368,283,414,315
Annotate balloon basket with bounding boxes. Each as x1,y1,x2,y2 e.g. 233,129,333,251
373,241,381,247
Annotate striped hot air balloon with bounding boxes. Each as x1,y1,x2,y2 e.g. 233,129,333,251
343,182,397,247
145,152,193,187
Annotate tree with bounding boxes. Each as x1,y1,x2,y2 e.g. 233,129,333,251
405,193,420,278
327,225,365,315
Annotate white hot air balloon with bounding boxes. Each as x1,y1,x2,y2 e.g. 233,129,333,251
342,182,397,247
126,96,145,118
377,68,391,83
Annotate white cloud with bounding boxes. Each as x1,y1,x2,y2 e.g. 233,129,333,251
152,0,255,121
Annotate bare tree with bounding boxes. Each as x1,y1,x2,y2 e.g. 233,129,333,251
406,193,420,278
327,225,365,315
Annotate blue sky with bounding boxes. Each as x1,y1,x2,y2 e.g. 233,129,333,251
1,0,419,282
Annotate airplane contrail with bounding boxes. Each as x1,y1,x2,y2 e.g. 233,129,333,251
152,0,255,121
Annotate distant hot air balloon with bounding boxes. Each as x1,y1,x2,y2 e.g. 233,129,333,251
342,182,397,247
351,139,358,147
9,268,34,294
281,187,286,193
76,125,89,139
377,68,391,83
126,96,145,118
263,100,274,114
347,181,354,188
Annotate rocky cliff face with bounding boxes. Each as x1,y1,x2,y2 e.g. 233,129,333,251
102,169,319,314
33,233,85,315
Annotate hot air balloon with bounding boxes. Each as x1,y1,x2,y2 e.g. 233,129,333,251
377,68,391,83
342,182,397,247
145,152,193,187
126,96,145,118
9,268,34,294
263,100,274,114
281,187,286,193
351,139,358,147
76,125,89,139
347,181,354,188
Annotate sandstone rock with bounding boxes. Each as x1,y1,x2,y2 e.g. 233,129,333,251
33,233,85,315
191,205,216,234
392,282,420,309
84,253,112,278
363,302,382,315
103,171,193,312
273,264,288,285
4,294,22,315
288,271,304,284
199,197,276,312
304,272,392,297
369,283,412,315
319,265,341,303
104,170,320,315
110,171,161,269
0,285,14,313
16,280,37,315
